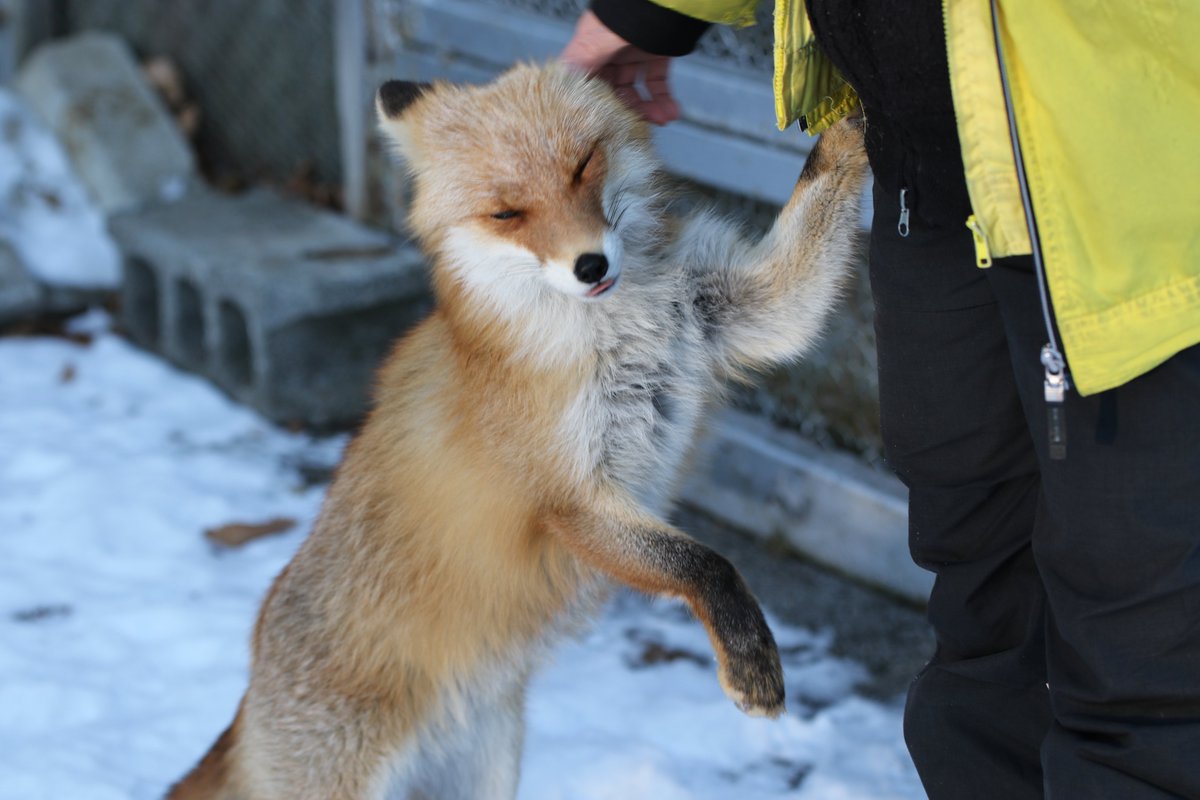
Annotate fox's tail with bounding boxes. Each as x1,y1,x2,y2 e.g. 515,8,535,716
165,711,240,800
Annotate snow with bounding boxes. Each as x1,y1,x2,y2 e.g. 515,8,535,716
0,315,923,800
0,89,121,289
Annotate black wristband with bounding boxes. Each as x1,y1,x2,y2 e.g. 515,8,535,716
590,0,711,57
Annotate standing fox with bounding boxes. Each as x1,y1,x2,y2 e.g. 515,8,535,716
169,64,868,799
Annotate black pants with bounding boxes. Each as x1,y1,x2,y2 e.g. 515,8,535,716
870,185,1200,799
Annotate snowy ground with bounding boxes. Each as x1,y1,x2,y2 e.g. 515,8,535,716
0,314,924,800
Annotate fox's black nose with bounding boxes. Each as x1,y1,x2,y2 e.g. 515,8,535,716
574,253,609,284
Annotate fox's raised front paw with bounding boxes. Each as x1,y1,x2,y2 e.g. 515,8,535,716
717,634,785,718
799,115,869,184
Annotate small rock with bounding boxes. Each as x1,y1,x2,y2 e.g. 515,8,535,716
11,604,73,623
204,517,297,548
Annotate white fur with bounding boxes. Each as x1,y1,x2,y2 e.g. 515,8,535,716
443,226,544,308
441,226,593,366
541,257,591,298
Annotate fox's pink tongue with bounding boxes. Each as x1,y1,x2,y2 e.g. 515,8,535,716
587,279,614,298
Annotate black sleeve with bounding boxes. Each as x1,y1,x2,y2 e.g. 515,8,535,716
590,0,712,57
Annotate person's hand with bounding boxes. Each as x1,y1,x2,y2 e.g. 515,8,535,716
560,11,681,125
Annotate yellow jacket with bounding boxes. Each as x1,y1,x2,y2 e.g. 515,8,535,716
654,0,1200,395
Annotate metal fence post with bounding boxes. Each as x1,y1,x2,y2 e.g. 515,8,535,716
335,0,367,220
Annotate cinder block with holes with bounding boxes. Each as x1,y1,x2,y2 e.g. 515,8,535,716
109,188,431,428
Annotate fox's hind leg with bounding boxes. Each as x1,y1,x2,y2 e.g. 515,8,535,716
404,680,526,800
166,712,242,799
208,690,413,800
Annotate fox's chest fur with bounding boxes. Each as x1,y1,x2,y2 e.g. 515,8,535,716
560,273,713,515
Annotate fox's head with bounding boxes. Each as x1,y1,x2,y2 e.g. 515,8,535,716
375,64,661,310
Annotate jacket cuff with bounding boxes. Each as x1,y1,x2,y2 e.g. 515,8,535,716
590,0,711,57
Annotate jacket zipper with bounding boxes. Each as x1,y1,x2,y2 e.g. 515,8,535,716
897,137,913,237
965,215,993,268
989,0,1069,460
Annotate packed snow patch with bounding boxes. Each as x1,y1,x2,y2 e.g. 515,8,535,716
0,89,121,289
0,315,922,799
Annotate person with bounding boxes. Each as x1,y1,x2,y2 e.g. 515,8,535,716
561,2,1200,798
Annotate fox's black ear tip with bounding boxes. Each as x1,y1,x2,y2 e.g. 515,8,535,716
377,80,430,119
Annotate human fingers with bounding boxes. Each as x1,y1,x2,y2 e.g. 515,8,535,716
560,10,630,73
607,55,679,125
639,56,680,123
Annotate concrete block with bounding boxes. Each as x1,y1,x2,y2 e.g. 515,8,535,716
15,32,195,213
680,409,931,604
109,189,432,428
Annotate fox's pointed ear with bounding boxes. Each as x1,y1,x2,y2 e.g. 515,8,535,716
376,81,431,121
375,80,434,162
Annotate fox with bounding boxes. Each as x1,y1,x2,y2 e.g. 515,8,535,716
167,63,868,800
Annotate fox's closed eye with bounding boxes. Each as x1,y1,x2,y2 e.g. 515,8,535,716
491,210,522,220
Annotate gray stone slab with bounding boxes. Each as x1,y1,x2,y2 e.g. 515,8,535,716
681,409,932,604
110,188,431,428
15,32,195,213
673,505,933,701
